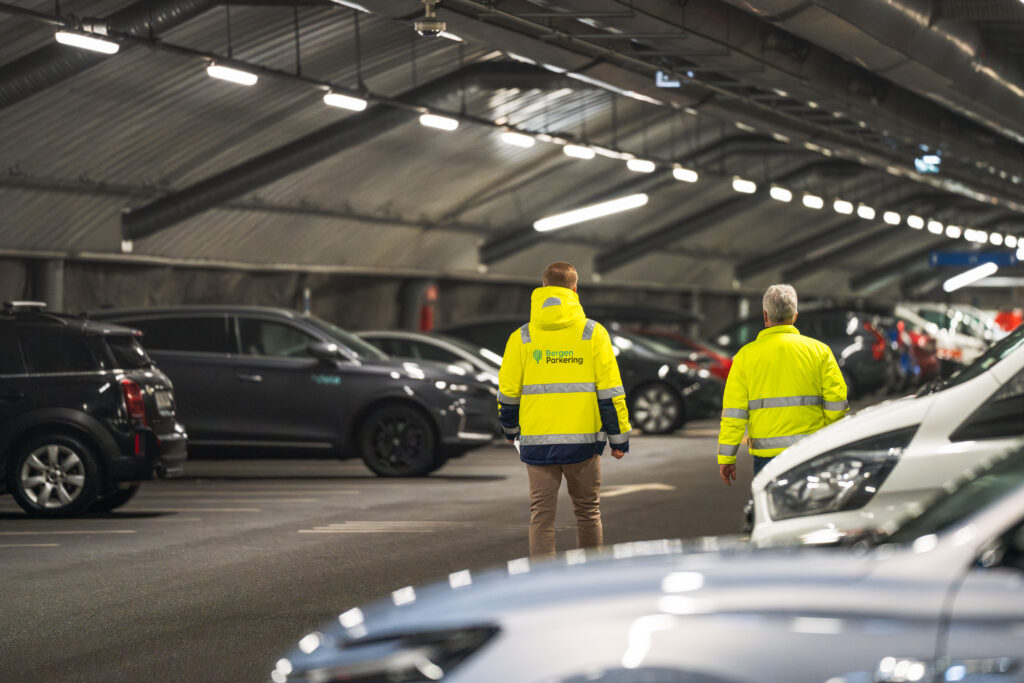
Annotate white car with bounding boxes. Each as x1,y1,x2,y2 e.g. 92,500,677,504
896,303,989,366
751,323,1024,546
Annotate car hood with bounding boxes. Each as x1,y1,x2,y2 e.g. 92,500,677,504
753,393,934,488
277,540,902,674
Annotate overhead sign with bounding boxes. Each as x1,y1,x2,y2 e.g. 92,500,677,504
929,251,1017,267
655,71,681,88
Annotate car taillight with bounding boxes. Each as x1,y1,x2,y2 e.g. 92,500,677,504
121,379,149,426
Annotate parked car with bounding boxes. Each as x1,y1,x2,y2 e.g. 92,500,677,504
1,301,186,516
359,331,501,388
88,307,494,477
440,318,723,434
271,443,1024,683
749,321,1024,547
628,328,732,382
893,316,941,383
896,303,990,371
713,307,893,399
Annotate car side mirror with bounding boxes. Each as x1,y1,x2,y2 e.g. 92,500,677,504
307,342,343,363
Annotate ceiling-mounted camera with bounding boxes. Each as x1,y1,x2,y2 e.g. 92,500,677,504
414,0,446,37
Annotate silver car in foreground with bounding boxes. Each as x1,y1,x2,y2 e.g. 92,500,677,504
272,447,1024,683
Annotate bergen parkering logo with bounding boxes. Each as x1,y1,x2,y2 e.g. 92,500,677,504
541,349,584,366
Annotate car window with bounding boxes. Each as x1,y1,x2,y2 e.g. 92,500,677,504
364,337,403,357
0,326,26,374
410,341,460,363
125,316,233,354
303,318,387,360
238,318,317,358
105,335,153,369
22,335,97,373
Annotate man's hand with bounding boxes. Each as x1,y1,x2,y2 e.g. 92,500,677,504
719,464,736,486
611,449,625,460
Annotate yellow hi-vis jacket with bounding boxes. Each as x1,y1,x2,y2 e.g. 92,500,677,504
717,324,848,464
498,286,631,465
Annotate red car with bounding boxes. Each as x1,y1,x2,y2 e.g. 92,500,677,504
631,328,733,382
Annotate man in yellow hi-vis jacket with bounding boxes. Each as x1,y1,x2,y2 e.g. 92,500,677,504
498,261,631,559
718,284,848,485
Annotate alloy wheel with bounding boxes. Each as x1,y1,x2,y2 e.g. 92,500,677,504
632,385,681,434
20,444,87,509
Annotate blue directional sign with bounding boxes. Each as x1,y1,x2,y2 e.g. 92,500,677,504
929,251,1018,267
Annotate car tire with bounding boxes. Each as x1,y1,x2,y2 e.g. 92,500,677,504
8,434,101,517
629,383,685,435
89,484,141,513
358,404,438,477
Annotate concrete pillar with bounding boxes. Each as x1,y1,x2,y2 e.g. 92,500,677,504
399,279,439,331
34,259,64,312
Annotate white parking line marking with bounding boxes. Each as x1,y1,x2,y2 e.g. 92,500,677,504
0,530,136,535
298,521,570,534
602,483,677,498
0,543,60,548
135,498,319,504
131,508,260,513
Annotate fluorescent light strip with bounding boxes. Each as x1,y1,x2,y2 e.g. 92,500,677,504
907,215,925,229
563,144,595,160
802,193,824,210
943,262,999,292
946,225,962,239
673,167,698,183
323,92,368,111
769,186,792,203
626,159,656,174
857,204,876,220
927,220,944,235
732,177,757,194
501,131,535,148
419,113,459,131
207,64,258,86
438,31,463,42
883,211,901,226
55,31,120,54
331,0,370,10
990,232,1004,246
833,199,854,215
533,193,649,232
1007,235,1018,249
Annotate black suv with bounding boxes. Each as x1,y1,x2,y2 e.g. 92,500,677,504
89,306,495,477
1,302,186,516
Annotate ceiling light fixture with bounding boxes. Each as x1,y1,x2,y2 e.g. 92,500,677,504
857,204,876,220
907,215,925,229
501,131,535,148
833,199,854,215
438,31,463,42
943,262,999,293
626,159,657,174
563,144,596,160
533,193,649,232
1006,235,1019,249
419,113,459,131
946,225,962,239
802,193,824,210
331,0,370,11
769,186,793,203
883,211,901,225
673,167,699,183
732,177,757,194
323,92,368,111
54,30,120,54
990,232,1004,246
927,220,944,235
206,63,259,86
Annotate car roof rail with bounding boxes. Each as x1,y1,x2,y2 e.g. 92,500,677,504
4,300,48,314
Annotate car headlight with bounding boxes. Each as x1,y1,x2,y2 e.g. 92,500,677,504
766,427,917,521
274,626,498,682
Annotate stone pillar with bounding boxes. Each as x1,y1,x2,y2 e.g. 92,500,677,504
34,259,65,312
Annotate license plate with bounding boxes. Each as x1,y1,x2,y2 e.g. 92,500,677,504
155,390,173,412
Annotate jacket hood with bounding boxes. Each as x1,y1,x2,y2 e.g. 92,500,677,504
530,286,586,331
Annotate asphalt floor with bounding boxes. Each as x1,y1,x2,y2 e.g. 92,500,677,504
0,418,753,682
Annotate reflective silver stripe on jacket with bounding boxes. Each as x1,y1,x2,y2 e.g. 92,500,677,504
582,319,597,340
501,425,521,436
749,434,810,450
824,399,849,411
748,395,823,410
519,432,606,446
497,391,520,404
597,385,625,399
608,430,631,445
722,408,748,419
542,297,562,308
522,382,597,394
718,443,739,456
520,324,531,344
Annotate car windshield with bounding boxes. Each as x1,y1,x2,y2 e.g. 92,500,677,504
306,318,388,360
883,448,1024,545
106,334,154,369
921,324,1024,394
433,334,504,368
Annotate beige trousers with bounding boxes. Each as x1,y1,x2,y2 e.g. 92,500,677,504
526,455,602,559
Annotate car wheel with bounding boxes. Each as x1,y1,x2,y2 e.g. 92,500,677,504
630,384,685,435
8,434,100,517
89,484,141,513
359,404,438,477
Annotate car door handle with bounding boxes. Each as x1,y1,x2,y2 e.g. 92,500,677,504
236,373,263,383
0,389,26,402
